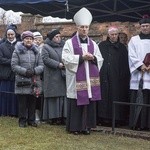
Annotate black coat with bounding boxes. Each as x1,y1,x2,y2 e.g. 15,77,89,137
0,40,17,80
98,39,130,122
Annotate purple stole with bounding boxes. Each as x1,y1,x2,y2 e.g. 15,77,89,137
72,35,101,105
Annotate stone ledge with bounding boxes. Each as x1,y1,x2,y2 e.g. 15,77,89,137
92,126,150,140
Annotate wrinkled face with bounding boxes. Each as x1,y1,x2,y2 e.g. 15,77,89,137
108,30,119,43
119,33,128,45
140,23,150,35
52,34,61,44
77,25,89,38
7,30,16,41
34,37,43,46
23,37,34,47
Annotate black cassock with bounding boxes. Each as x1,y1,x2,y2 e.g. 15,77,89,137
97,39,130,126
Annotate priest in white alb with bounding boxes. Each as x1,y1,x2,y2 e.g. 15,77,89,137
128,15,150,130
62,7,103,135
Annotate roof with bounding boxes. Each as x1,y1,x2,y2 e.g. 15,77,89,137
0,0,150,22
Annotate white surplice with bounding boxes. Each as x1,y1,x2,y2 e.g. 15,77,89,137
62,38,103,99
128,35,150,90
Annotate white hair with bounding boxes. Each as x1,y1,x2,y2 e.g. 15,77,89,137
108,26,119,34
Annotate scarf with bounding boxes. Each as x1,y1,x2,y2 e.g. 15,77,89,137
72,35,101,105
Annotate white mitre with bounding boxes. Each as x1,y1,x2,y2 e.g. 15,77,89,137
73,7,92,26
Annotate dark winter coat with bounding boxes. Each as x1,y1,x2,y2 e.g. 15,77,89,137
42,38,66,97
0,40,17,81
98,39,130,121
11,42,44,94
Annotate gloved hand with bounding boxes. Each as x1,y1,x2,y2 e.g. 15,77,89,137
26,69,34,77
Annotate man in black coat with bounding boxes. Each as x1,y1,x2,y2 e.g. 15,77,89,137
97,26,130,127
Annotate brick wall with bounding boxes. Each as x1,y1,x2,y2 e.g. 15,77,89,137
0,14,141,42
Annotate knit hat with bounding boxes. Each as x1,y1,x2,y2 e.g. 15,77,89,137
6,23,17,31
6,28,16,36
21,31,34,40
33,31,43,38
47,29,60,40
139,15,150,25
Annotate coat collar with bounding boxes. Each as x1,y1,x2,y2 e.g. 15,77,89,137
15,42,38,54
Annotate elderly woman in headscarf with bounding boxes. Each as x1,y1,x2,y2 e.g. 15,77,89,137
0,24,21,44
42,29,67,125
11,31,43,128
0,26,19,116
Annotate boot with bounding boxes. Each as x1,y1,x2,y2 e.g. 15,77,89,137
19,118,27,128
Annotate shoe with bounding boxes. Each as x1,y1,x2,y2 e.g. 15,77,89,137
28,122,38,127
131,127,142,131
55,119,62,125
82,129,91,135
48,119,60,125
19,118,27,128
19,122,27,128
48,119,53,125
61,118,66,125
71,131,80,135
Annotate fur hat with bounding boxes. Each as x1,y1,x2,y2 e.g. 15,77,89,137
21,31,34,40
47,29,60,40
139,15,150,25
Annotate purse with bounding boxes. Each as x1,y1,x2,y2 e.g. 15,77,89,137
16,75,31,87
143,53,150,67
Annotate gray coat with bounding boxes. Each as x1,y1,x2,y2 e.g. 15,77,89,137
11,42,44,95
42,38,66,97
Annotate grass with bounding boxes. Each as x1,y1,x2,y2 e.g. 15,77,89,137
0,117,150,150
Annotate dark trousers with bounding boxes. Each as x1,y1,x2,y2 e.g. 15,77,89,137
36,95,44,119
18,94,36,123
66,99,97,132
129,89,150,129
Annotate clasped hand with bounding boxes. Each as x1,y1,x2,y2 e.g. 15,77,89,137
59,63,65,69
26,68,35,77
82,52,94,61
141,64,150,72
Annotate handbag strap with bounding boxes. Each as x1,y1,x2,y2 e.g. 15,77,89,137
34,53,40,68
